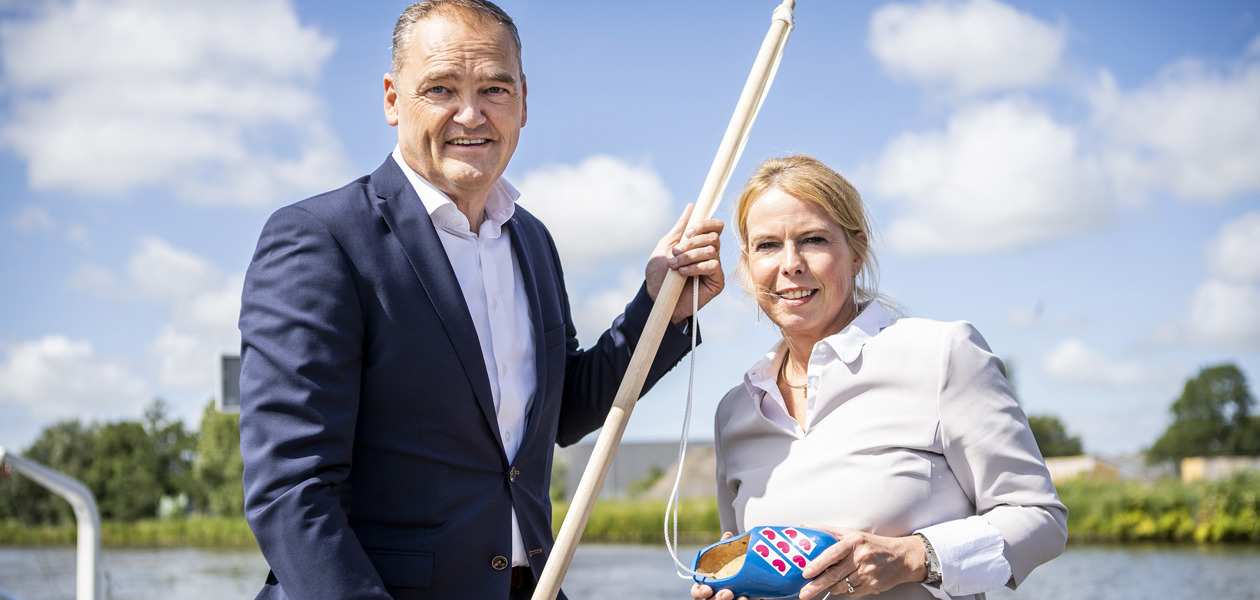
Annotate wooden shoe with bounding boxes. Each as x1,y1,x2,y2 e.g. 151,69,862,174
691,526,838,600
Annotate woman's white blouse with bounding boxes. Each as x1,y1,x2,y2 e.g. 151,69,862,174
714,302,1067,599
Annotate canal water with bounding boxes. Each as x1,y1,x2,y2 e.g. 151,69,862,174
2,543,1258,599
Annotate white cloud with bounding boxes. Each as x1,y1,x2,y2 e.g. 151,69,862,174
1148,213,1260,351
571,269,645,348
1176,212,1260,351
569,242,757,351
1204,211,1260,284
0,0,351,207
0,335,149,419
693,284,762,344
868,99,1109,255
1146,319,1181,348
9,205,92,247
1005,305,1041,330
65,264,118,295
868,0,1066,97
1092,59,1260,203
126,237,243,387
128,237,221,302
1042,338,1164,388
65,222,90,249
516,155,674,271
1187,280,1260,351
11,204,55,232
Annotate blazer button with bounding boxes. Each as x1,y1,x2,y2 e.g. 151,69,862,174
491,555,509,570
509,467,520,482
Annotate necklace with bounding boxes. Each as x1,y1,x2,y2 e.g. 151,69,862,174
779,355,807,389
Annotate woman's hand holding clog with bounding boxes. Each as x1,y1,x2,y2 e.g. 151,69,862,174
797,526,927,598
690,532,748,600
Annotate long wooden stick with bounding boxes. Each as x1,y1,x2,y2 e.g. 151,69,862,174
531,3,796,599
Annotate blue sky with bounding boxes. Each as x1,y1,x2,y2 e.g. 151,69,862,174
1,0,1258,457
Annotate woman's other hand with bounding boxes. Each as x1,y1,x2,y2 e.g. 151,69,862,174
690,532,747,600
798,526,927,598
689,582,742,600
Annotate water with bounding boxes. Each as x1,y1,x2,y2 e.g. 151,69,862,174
2,544,1258,600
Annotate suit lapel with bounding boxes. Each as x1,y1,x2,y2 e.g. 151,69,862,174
505,215,550,438
367,158,503,447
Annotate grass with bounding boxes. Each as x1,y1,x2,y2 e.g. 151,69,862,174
552,498,722,545
1056,471,1260,543
3,473,1258,547
0,516,257,548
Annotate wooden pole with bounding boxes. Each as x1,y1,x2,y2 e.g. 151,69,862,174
531,3,796,599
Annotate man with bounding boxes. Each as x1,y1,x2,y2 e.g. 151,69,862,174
237,1,724,599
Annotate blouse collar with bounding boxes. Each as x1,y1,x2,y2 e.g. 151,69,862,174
742,300,894,397
818,300,893,364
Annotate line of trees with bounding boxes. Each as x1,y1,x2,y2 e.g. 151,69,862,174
2,363,1256,525
1027,414,1083,457
1024,362,1259,465
0,399,242,524
1147,363,1260,464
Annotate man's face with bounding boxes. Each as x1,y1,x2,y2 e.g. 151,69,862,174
384,15,526,206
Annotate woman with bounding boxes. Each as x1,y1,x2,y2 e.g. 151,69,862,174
693,155,1066,600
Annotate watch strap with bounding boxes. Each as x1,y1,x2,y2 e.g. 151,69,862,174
915,533,942,586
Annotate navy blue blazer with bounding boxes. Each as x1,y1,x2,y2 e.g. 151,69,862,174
239,157,693,599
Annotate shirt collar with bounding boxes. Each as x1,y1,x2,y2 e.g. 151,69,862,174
818,300,893,364
740,339,797,433
743,340,787,400
741,301,894,397
391,145,519,237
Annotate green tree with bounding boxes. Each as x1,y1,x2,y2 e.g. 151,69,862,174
143,397,196,503
627,465,665,498
1148,363,1260,465
549,453,568,503
1027,414,1084,458
193,400,243,517
0,419,94,524
84,421,164,521
2,404,200,524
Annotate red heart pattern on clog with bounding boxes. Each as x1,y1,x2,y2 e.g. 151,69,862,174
771,559,788,574
784,528,814,555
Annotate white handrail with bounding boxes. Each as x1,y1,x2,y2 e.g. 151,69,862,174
0,446,103,600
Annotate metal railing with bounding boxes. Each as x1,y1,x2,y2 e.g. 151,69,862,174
0,446,103,600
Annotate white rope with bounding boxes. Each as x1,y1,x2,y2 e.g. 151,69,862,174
665,275,702,578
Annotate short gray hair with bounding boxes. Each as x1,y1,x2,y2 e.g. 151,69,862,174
391,0,522,76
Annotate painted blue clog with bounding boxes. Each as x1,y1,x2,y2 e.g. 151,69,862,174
691,526,838,600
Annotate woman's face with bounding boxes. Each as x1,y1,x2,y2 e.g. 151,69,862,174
744,187,863,345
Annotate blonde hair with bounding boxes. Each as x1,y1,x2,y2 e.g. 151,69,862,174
733,154,880,306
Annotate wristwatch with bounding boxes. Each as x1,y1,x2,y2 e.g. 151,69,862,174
915,533,942,586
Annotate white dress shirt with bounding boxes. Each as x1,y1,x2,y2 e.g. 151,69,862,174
393,148,536,566
714,301,1067,599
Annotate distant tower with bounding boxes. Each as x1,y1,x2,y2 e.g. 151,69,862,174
218,353,241,413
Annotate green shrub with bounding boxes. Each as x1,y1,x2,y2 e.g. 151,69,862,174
7,475,1260,548
553,498,721,544
0,516,257,548
1058,471,1260,543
